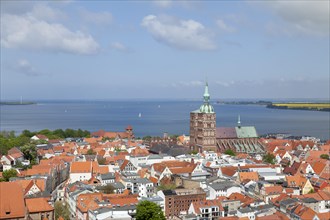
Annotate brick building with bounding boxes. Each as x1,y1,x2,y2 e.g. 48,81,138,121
190,82,217,152
158,188,206,218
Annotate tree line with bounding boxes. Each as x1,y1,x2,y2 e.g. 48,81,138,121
0,129,90,155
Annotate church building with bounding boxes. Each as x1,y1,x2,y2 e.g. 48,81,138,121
190,82,265,154
190,82,217,152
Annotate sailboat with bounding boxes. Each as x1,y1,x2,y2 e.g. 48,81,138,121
138,113,142,118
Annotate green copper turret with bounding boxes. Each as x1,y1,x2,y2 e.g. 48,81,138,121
199,81,214,113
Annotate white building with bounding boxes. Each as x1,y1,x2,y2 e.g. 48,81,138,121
208,182,241,199
69,162,93,183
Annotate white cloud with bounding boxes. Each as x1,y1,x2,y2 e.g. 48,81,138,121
1,13,100,55
16,59,40,76
141,15,216,51
153,0,173,8
261,1,329,36
216,19,236,33
28,3,67,21
216,81,235,87
110,42,130,52
170,80,204,87
79,9,112,25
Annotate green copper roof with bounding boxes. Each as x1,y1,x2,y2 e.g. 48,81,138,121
199,103,214,113
235,126,258,138
203,82,210,102
199,81,214,113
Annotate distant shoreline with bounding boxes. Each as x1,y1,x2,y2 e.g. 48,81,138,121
0,102,37,105
266,103,330,112
218,101,330,112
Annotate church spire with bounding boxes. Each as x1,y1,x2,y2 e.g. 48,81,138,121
203,81,210,103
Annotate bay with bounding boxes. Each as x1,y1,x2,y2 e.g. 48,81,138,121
0,100,329,140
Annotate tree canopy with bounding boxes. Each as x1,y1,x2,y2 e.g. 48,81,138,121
99,184,115,194
224,149,236,156
0,129,91,155
320,154,329,160
21,144,37,162
136,201,165,220
263,153,276,164
2,169,18,181
54,201,71,220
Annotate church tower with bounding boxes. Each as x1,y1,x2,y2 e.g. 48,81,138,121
190,82,217,152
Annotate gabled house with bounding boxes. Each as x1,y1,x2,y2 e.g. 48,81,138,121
260,185,283,203
188,199,225,219
14,178,47,196
119,160,137,172
31,134,49,141
237,171,259,183
286,175,314,195
25,197,54,220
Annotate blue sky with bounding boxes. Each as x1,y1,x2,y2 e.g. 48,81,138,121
1,0,329,100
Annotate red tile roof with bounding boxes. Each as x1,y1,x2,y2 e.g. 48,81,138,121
25,197,53,213
0,182,26,219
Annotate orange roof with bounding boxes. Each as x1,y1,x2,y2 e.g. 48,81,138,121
25,197,53,213
91,161,109,174
221,166,237,177
317,212,330,220
70,161,92,173
152,160,194,174
169,166,196,174
312,161,327,175
84,137,102,144
264,185,283,195
191,199,224,214
286,174,308,188
14,179,46,194
76,193,103,213
131,147,149,157
0,182,25,219
308,151,328,159
149,176,158,184
238,172,259,182
293,205,317,220
26,165,52,176
108,196,138,206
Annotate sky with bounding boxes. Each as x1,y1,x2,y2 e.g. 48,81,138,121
1,0,329,100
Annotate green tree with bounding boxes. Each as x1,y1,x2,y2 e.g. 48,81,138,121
308,189,315,194
0,131,30,155
263,153,276,164
53,129,66,138
142,136,152,141
54,201,71,220
21,144,37,162
39,129,52,136
136,201,165,220
224,149,236,156
2,169,18,181
21,130,36,138
320,154,329,160
87,149,96,155
97,157,106,165
99,184,115,194
191,150,198,155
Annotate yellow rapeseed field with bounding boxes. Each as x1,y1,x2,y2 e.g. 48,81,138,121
273,103,330,110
